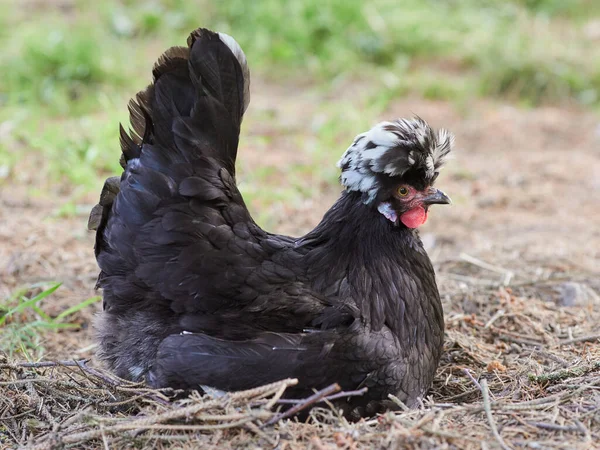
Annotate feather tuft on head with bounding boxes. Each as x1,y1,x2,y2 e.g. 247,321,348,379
337,117,454,203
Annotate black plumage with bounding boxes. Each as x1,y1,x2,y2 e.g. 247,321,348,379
89,28,454,417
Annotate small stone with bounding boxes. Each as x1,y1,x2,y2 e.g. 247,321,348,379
556,282,599,307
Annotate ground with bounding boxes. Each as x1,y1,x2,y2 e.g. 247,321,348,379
1,82,599,448
1,0,600,448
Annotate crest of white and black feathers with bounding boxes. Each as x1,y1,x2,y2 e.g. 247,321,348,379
337,117,454,203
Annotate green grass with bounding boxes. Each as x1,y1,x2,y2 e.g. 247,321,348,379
3,28,119,110
0,283,101,359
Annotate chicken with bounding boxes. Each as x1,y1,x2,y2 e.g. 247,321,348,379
88,28,454,417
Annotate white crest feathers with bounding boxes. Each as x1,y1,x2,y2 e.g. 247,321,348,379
337,117,454,203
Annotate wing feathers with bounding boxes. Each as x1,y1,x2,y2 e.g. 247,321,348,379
150,332,309,390
179,176,227,200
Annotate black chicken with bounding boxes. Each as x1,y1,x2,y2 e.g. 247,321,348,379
88,28,454,416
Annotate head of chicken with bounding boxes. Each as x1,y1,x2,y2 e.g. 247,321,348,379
337,117,453,228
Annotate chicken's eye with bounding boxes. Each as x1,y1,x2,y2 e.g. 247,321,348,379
397,186,409,197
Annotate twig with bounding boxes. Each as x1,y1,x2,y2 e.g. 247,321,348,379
463,374,512,449
26,382,55,425
419,427,481,442
276,387,368,404
578,406,600,420
484,309,505,328
0,409,35,421
0,359,88,369
100,424,110,450
527,421,581,433
559,333,600,346
75,343,98,355
511,379,600,408
480,379,511,450
325,387,368,402
0,378,61,386
263,381,290,410
61,417,265,441
74,360,172,406
410,412,436,430
462,368,482,391
575,420,592,444
444,273,500,286
98,392,161,408
229,378,298,401
57,407,94,431
74,360,122,387
459,253,514,285
531,349,570,368
529,362,600,384
244,421,279,447
263,383,341,427
443,387,480,402
310,436,328,450
493,330,544,347
387,394,410,411
130,434,197,442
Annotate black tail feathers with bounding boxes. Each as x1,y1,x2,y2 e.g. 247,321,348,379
187,29,250,128
122,28,250,170
89,27,250,257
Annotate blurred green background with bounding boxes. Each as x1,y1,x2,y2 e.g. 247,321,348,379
0,0,599,207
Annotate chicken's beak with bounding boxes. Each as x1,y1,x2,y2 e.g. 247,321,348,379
421,188,451,206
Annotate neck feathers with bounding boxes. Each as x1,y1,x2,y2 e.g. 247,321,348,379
301,192,442,338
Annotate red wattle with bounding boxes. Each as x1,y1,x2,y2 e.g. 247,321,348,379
400,206,428,228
